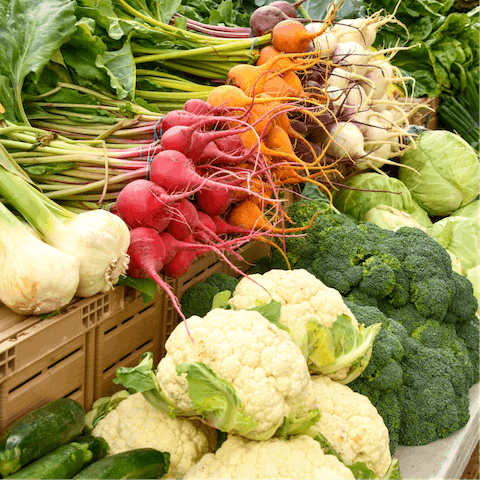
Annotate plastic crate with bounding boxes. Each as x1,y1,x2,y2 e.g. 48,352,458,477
0,286,164,430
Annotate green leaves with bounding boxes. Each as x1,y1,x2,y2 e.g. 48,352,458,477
306,315,382,383
0,0,77,124
177,362,259,436
114,352,180,417
369,0,478,97
116,276,158,303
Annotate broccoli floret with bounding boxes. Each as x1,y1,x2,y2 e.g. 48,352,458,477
399,345,471,445
455,315,480,384
444,272,479,324
359,254,400,298
180,273,240,319
204,272,240,293
346,301,476,452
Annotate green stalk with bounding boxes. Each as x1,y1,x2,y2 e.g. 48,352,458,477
0,167,61,237
133,35,270,63
135,90,210,101
138,77,214,92
159,61,225,79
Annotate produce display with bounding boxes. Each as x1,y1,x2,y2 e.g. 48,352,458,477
0,0,478,478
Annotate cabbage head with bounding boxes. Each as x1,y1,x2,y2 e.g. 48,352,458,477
333,173,432,228
399,131,479,216
364,205,428,232
427,215,479,275
451,200,479,219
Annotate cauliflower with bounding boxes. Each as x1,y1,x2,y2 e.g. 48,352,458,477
157,308,319,440
183,435,355,479
92,392,217,478
230,269,380,382
309,375,392,478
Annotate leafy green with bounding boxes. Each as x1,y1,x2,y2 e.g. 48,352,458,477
0,0,77,123
116,275,158,303
368,0,479,97
114,352,181,417
177,0,254,27
177,361,259,436
307,314,382,383
61,18,135,100
303,0,366,21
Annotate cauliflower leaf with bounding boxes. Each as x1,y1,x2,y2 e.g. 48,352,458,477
176,362,258,437
307,315,382,383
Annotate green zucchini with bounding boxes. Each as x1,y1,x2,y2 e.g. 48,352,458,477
0,398,85,477
73,448,170,479
5,442,92,479
75,436,109,466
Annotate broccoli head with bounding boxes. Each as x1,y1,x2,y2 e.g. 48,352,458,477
347,302,476,453
180,273,240,319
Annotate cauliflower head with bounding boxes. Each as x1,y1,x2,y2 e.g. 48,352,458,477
230,269,357,335
183,435,355,479
309,375,391,478
157,308,318,440
230,269,379,382
92,392,216,478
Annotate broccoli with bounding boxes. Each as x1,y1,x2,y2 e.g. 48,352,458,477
261,199,479,450
347,303,476,453
180,273,240,318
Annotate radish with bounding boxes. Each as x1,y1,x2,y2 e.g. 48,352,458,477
149,150,265,209
126,227,187,322
196,183,236,217
166,198,228,245
304,25,338,57
115,179,200,232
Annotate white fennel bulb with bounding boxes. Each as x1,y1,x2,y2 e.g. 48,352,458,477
46,210,130,297
0,165,130,299
0,202,80,315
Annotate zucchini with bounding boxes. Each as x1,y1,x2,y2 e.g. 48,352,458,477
75,436,109,466
0,398,85,477
73,448,170,479
5,442,93,479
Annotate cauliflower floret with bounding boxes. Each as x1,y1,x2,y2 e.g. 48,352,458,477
184,435,355,479
157,309,317,440
92,392,217,478
309,375,392,478
230,269,358,379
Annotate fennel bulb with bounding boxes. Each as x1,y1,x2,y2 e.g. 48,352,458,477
0,165,130,298
46,210,131,297
0,202,80,315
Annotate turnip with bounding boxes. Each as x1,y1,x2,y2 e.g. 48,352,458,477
304,25,338,56
325,122,415,174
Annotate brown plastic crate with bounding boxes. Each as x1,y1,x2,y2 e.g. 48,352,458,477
0,287,125,430
92,288,168,399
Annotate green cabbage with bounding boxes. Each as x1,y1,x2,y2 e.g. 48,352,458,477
451,200,479,219
427,215,479,275
399,131,479,216
333,173,432,228
364,205,428,232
